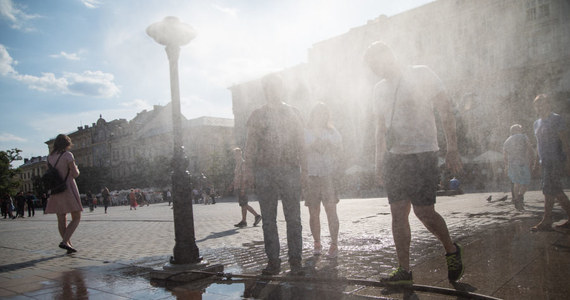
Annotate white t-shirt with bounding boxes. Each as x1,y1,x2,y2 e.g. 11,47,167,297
503,133,530,165
373,65,444,154
305,127,342,176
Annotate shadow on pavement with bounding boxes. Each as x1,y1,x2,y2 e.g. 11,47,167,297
196,228,239,243
0,254,68,272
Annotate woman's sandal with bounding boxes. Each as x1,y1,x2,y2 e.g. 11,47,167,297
313,241,322,256
530,223,553,232
59,242,77,253
326,244,338,259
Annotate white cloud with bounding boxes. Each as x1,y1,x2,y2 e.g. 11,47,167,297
0,133,26,142
65,70,120,98
119,98,152,111
81,0,102,9
0,44,17,76
50,51,81,61
211,4,238,17
1,44,120,97
0,0,40,31
11,70,120,98
14,72,69,93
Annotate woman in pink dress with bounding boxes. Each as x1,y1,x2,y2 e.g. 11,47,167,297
45,134,83,254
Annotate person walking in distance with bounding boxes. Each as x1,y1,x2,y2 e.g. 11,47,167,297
102,187,111,214
25,191,35,217
41,193,48,214
531,94,570,231
14,191,25,218
232,147,262,228
503,124,534,210
87,191,94,212
129,189,138,210
45,134,83,254
243,74,307,275
365,41,464,284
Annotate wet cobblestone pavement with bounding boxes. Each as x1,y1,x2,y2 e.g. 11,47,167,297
1,190,569,299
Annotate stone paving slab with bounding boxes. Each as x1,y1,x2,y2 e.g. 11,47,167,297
0,190,569,299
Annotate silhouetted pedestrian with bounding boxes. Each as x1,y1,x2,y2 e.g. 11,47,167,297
304,102,342,258
87,191,94,212
102,187,111,213
15,192,25,218
41,193,48,214
530,94,570,231
365,41,464,284
232,147,261,228
243,74,307,275
1,193,16,219
25,191,35,217
503,124,534,210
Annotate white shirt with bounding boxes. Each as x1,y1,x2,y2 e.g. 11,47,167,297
305,127,342,176
373,65,444,154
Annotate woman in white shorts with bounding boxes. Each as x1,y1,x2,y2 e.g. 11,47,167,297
304,102,343,258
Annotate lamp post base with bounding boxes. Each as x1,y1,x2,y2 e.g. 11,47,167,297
150,261,224,283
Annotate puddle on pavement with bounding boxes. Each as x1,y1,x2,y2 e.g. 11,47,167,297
155,273,463,299
159,275,355,299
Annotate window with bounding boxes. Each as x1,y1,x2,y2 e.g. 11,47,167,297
526,7,537,21
538,4,550,18
526,0,550,21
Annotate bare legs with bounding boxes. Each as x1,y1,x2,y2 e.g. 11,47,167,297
513,183,528,209
513,183,527,200
308,205,321,253
390,201,412,269
241,205,259,222
57,211,81,248
532,192,570,230
309,202,339,256
324,203,339,255
390,200,456,270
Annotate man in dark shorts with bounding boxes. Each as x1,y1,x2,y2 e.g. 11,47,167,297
365,41,464,284
232,147,261,228
531,94,570,231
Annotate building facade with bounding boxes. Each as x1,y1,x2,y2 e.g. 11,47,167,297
44,103,234,192
231,0,570,192
18,156,47,193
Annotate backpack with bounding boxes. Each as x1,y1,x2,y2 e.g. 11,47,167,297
42,152,70,195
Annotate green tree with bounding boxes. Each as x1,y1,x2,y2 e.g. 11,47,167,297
0,148,22,196
148,155,172,189
76,166,109,194
206,147,234,196
32,175,46,196
132,155,151,188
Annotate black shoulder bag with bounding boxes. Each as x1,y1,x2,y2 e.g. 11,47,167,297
42,152,70,195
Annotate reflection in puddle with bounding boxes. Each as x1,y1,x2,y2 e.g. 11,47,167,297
165,278,351,300
158,256,356,300
57,270,88,299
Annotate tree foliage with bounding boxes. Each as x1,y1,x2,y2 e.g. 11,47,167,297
0,148,22,196
205,147,234,196
75,166,109,194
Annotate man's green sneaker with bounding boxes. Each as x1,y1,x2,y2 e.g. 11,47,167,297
446,243,464,282
381,267,413,285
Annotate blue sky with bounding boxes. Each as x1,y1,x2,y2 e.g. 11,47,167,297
0,0,432,166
